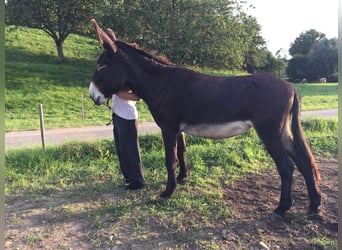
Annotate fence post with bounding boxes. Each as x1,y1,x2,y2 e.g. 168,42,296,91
81,94,85,122
39,103,46,150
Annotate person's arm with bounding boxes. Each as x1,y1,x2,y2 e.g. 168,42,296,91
115,89,140,101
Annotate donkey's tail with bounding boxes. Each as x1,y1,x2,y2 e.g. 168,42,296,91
291,92,321,181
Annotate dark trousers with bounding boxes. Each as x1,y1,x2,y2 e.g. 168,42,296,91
112,113,144,185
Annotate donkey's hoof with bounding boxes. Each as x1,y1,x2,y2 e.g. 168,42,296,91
270,212,285,222
159,191,172,199
176,176,187,185
307,210,324,221
307,205,324,221
155,196,168,205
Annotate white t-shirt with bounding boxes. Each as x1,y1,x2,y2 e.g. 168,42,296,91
111,94,138,120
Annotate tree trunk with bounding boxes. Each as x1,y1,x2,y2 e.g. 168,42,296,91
55,39,65,62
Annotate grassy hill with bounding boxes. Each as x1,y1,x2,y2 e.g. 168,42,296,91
5,25,157,132
5,26,338,132
5,26,107,131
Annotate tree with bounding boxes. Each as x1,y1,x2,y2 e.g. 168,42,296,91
6,0,97,62
307,38,338,79
240,14,266,72
100,0,265,70
289,29,325,56
245,48,282,75
286,30,338,81
286,55,309,81
274,48,286,78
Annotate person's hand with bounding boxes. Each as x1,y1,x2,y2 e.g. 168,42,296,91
116,89,140,101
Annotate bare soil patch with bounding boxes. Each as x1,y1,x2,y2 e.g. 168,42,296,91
222,156,338,249
5,156,337,249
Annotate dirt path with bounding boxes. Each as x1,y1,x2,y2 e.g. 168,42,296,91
5,156,337,249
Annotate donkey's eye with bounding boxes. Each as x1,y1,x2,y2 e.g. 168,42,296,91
96,64,107,72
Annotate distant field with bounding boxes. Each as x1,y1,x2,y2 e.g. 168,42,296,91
293,83,338,111
5,26,338,132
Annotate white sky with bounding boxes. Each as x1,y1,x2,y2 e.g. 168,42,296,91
244,0,339,57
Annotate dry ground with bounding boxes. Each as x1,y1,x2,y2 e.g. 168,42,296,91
5,156,337,249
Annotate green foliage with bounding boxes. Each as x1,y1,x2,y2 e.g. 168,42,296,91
289,29,325,56
287,29,337,81
245,48,282,74
5,0,268,70
307,38,338,80
100,0,266,70
286,55,309,80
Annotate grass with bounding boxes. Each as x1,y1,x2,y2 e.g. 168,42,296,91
312,236,338,249
6,133,266,248
5,25,338,132
6,118,337,195
293,83,338,111
5,119,337,248
4,131,266,194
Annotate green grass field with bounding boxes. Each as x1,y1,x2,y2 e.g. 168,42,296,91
5,26,338,132
294,83,338,110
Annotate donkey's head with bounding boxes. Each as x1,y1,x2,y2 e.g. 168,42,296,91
89,19,127,105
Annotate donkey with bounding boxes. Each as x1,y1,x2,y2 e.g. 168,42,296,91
88,19,321,219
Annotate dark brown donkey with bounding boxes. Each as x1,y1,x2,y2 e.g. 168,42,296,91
89,19,321,219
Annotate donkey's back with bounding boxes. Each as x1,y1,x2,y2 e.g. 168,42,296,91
158,71,295,139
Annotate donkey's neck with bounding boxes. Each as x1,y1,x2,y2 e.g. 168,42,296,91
125,61,199,103
125,63,175,99
119,45,204,108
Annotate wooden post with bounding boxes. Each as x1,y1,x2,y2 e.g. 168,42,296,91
39,103,46,150
81,94,85,122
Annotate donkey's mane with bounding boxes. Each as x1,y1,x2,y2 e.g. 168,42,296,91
116,40,172,66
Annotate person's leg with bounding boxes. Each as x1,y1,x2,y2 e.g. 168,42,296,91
112,113,129,181
114,114,145,189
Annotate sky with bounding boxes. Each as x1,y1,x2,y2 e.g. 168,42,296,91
244,0,338,57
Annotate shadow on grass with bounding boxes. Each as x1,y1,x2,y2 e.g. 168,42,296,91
6,48,96,89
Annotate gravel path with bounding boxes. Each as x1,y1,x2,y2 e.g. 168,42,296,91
5,109,337,150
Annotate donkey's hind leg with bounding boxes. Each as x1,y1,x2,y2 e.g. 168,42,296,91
255,125,295,218
285,92,321,216
281,126,321,215
177,132,188,184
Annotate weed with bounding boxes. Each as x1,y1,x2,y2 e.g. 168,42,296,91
312,236,337,249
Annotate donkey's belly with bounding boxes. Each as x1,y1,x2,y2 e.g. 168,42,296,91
180,120,253,139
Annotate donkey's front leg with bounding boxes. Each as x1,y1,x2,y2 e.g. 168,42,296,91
177,132,188,184
160,130,179,198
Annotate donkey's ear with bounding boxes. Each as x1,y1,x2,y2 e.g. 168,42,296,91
91,19,117,53
107,29,117,42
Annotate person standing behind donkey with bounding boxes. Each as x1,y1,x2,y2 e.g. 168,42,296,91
111,89,145,190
